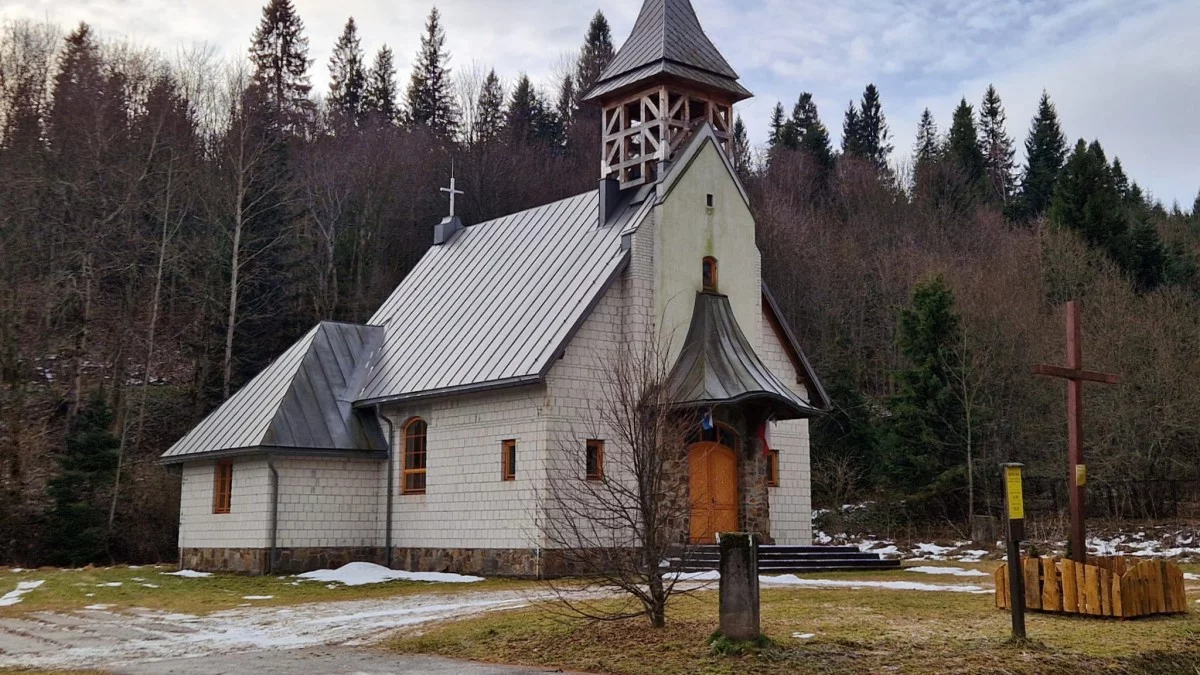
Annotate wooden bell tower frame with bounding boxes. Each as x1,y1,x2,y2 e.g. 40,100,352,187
600,83,734,190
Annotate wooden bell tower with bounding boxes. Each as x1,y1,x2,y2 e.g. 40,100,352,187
582,0,752,190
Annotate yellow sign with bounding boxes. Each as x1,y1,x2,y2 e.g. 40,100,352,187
1005,466,1025,521
1076,464,1087,486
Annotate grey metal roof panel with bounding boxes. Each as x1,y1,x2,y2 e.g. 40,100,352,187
667,292,822,419
584,60,751,102
355,190,633,406
585,0,744,101
161,322,385,462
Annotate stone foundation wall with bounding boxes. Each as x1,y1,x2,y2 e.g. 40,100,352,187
179,546,548,577
180,547,270,575
390,547,542,578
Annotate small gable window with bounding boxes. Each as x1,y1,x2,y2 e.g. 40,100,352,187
586,439,605,481
213,460,233,514
402,418,428,494
766,450,780,488
702,257,718,292
502,440,517,481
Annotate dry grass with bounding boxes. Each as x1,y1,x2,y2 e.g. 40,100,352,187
0,565,536,617
390,566,1200,675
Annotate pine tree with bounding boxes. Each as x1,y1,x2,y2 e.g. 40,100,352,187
947,98,986,197
475,69,505,144
573,11,615,104
249,0,313,133
979,85,1015,205
406,7,458,139
881,275,969,514
328,17,366,129
45,393,120,566
1017,91,1067,220
365,45,398,125
912,108,941,199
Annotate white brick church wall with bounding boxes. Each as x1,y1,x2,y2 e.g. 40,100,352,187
383,385,545,551
759,312,814,546
273,457,383,548
178,458,272,549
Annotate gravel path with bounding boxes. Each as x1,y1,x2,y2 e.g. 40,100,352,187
0,589,540,671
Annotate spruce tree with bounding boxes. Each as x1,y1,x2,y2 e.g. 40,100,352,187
768,102,787,149
48,23,104,151
1018,91,1067,220
841,101,862,156
45,393,120,566
881,275,969,514
506,74,553,145
979,85,1015,204
365,45,398,125
249,0,313,133
912,108,941,199
1193,189,1200,219
854,84,892,171
732,115,752,175
328,17,366,129
406,7,458,139
556,73,575,132
791,93,834,171
573,11,615,104
475,69,505,144
947,98,986,197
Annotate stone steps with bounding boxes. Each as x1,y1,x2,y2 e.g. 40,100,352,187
665,544,901,574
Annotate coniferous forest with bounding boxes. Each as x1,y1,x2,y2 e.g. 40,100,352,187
2,1,1200,565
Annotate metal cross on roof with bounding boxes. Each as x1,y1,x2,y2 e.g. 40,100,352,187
440,165,464,218
1032,300,1119,565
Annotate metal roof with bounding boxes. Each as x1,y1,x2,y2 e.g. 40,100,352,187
161,322,386,462
667,292,822,419
584,0,748,102
354,189,640,407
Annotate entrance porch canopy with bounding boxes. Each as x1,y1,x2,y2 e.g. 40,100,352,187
666,291,823,420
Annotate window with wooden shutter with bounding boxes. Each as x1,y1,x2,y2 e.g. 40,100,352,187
586,440,605,481
212,460,233,514
702,257,718,292
766,450,780,487
502,440,517,481
402,418,428,494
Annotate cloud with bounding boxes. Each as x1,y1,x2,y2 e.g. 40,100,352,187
1,0,1195,204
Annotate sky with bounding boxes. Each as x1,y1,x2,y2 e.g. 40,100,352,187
3,0,1198,207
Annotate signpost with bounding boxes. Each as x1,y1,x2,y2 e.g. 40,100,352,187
1032,300,1118,565
1003,462,1026,640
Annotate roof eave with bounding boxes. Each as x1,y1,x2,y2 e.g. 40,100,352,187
159,446,388,466
352,375,543,410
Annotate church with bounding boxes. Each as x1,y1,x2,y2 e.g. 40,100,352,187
161,0,829,576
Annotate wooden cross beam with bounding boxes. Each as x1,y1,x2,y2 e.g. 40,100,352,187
1032,301,1119,565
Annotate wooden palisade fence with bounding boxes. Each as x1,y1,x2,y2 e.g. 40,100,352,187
995,557,1187,619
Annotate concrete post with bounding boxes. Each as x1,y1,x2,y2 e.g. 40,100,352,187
718,532,760,641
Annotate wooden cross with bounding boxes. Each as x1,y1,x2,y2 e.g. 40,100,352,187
440,165,464,218
1032,301,1118,564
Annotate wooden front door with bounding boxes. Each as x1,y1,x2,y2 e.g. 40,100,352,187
688,442,738,544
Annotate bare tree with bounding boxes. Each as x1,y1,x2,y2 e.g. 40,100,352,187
541,338,700,629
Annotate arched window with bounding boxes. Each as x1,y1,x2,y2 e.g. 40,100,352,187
702,257,718,292
402,418,427,494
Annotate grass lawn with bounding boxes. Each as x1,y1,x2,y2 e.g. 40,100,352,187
0,565,536,617
390,563,1200,675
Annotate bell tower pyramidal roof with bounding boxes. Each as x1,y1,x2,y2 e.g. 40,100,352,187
583,0,751,103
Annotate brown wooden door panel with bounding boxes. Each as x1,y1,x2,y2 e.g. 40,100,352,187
689,442,738,544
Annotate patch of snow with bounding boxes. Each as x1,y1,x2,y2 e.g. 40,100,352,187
84,604,115,610
0,580,44,606
814,530,832,545
906,566,989,578
85,593,95,597
913,543,956,556
957,550,988,561
131,577,145,582
1184,573,1198,581
761,575,990,594
161,570,212,578
141,584,160,589
96,582,122,587
792,632,815,639
242,596,274,600
296,562,483,586
667,571,719,582
9,567,26,573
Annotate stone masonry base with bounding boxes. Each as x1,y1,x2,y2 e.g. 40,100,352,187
179,546,549,577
